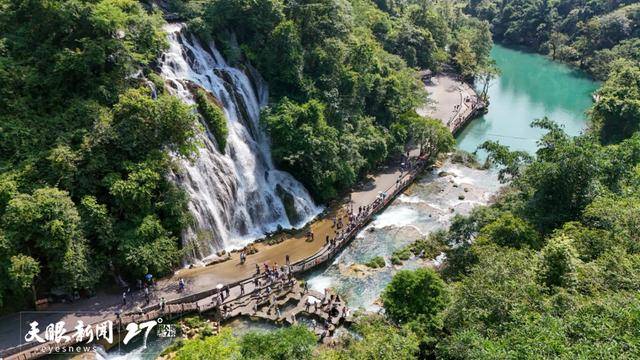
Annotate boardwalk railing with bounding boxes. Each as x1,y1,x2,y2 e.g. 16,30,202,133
3,157,431,360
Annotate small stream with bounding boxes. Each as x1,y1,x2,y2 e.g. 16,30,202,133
305,161,501,310
105,44,598,358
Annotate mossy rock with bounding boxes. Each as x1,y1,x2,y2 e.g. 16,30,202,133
364,256,385,269
193,88,228,153
276,184,302,225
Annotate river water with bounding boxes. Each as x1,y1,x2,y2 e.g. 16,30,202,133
457,44,599,156
106,44,598,358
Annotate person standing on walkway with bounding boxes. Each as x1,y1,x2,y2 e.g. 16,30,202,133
122,291,127,306
285,254,290,266
240,283,245,295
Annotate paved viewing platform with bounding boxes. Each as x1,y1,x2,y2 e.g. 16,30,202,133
418,72,485,133
0,73,483,360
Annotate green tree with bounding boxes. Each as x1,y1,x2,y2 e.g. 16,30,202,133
175,328,240,360
240,325,316,360
319,315,419,360
591,61,640,143
8,254,40,305
537,235,580,290
2,187,95,292
407,114,455,158
382,268,447,328
477,212,541,249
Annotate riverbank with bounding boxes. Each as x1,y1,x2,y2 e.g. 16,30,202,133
417,73,485,133
0,72,483,359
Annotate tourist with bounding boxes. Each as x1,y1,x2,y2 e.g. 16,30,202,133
240,283,245,295
255,263,260,274
314,302,318,312
122,291,127,306
305,299,311,311
178,278,185,292
159,297,165,312
285,254,290,266
303,281,309,293
276,306,281,318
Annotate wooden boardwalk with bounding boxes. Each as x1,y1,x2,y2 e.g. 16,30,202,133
4,156,426,360
3,92,484,359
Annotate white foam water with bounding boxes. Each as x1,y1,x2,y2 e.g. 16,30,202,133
370,206,422,229
159,23,321,261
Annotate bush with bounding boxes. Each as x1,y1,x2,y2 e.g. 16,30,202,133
194,88,228,153
365,256,386,268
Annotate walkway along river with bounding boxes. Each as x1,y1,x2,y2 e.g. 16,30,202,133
3,44,599,360
4,148,442,360
2,66,484,359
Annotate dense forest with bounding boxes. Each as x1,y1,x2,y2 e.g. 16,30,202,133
2,0,640,358
0,0,472,312
0,0,206,311
466,0,640,79
166,0,640,359
164,60,640,359
169,0,491,200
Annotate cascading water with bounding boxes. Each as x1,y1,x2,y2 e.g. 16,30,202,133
159,23,320,262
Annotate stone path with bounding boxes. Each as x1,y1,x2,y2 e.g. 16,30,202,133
417,73,484,132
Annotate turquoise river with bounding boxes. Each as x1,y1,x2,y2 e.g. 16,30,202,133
106,44,599,359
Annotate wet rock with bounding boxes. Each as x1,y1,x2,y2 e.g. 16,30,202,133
276,184,302,226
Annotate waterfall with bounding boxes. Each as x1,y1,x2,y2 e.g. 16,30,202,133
159,23,321,262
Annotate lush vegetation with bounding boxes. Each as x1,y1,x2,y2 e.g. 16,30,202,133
194,88,228,152
371,60,640,358
0,0,202,311
172,0,489,200
466,0,640,79
164,33,640,360
0,0,473,311
172,326,317,359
